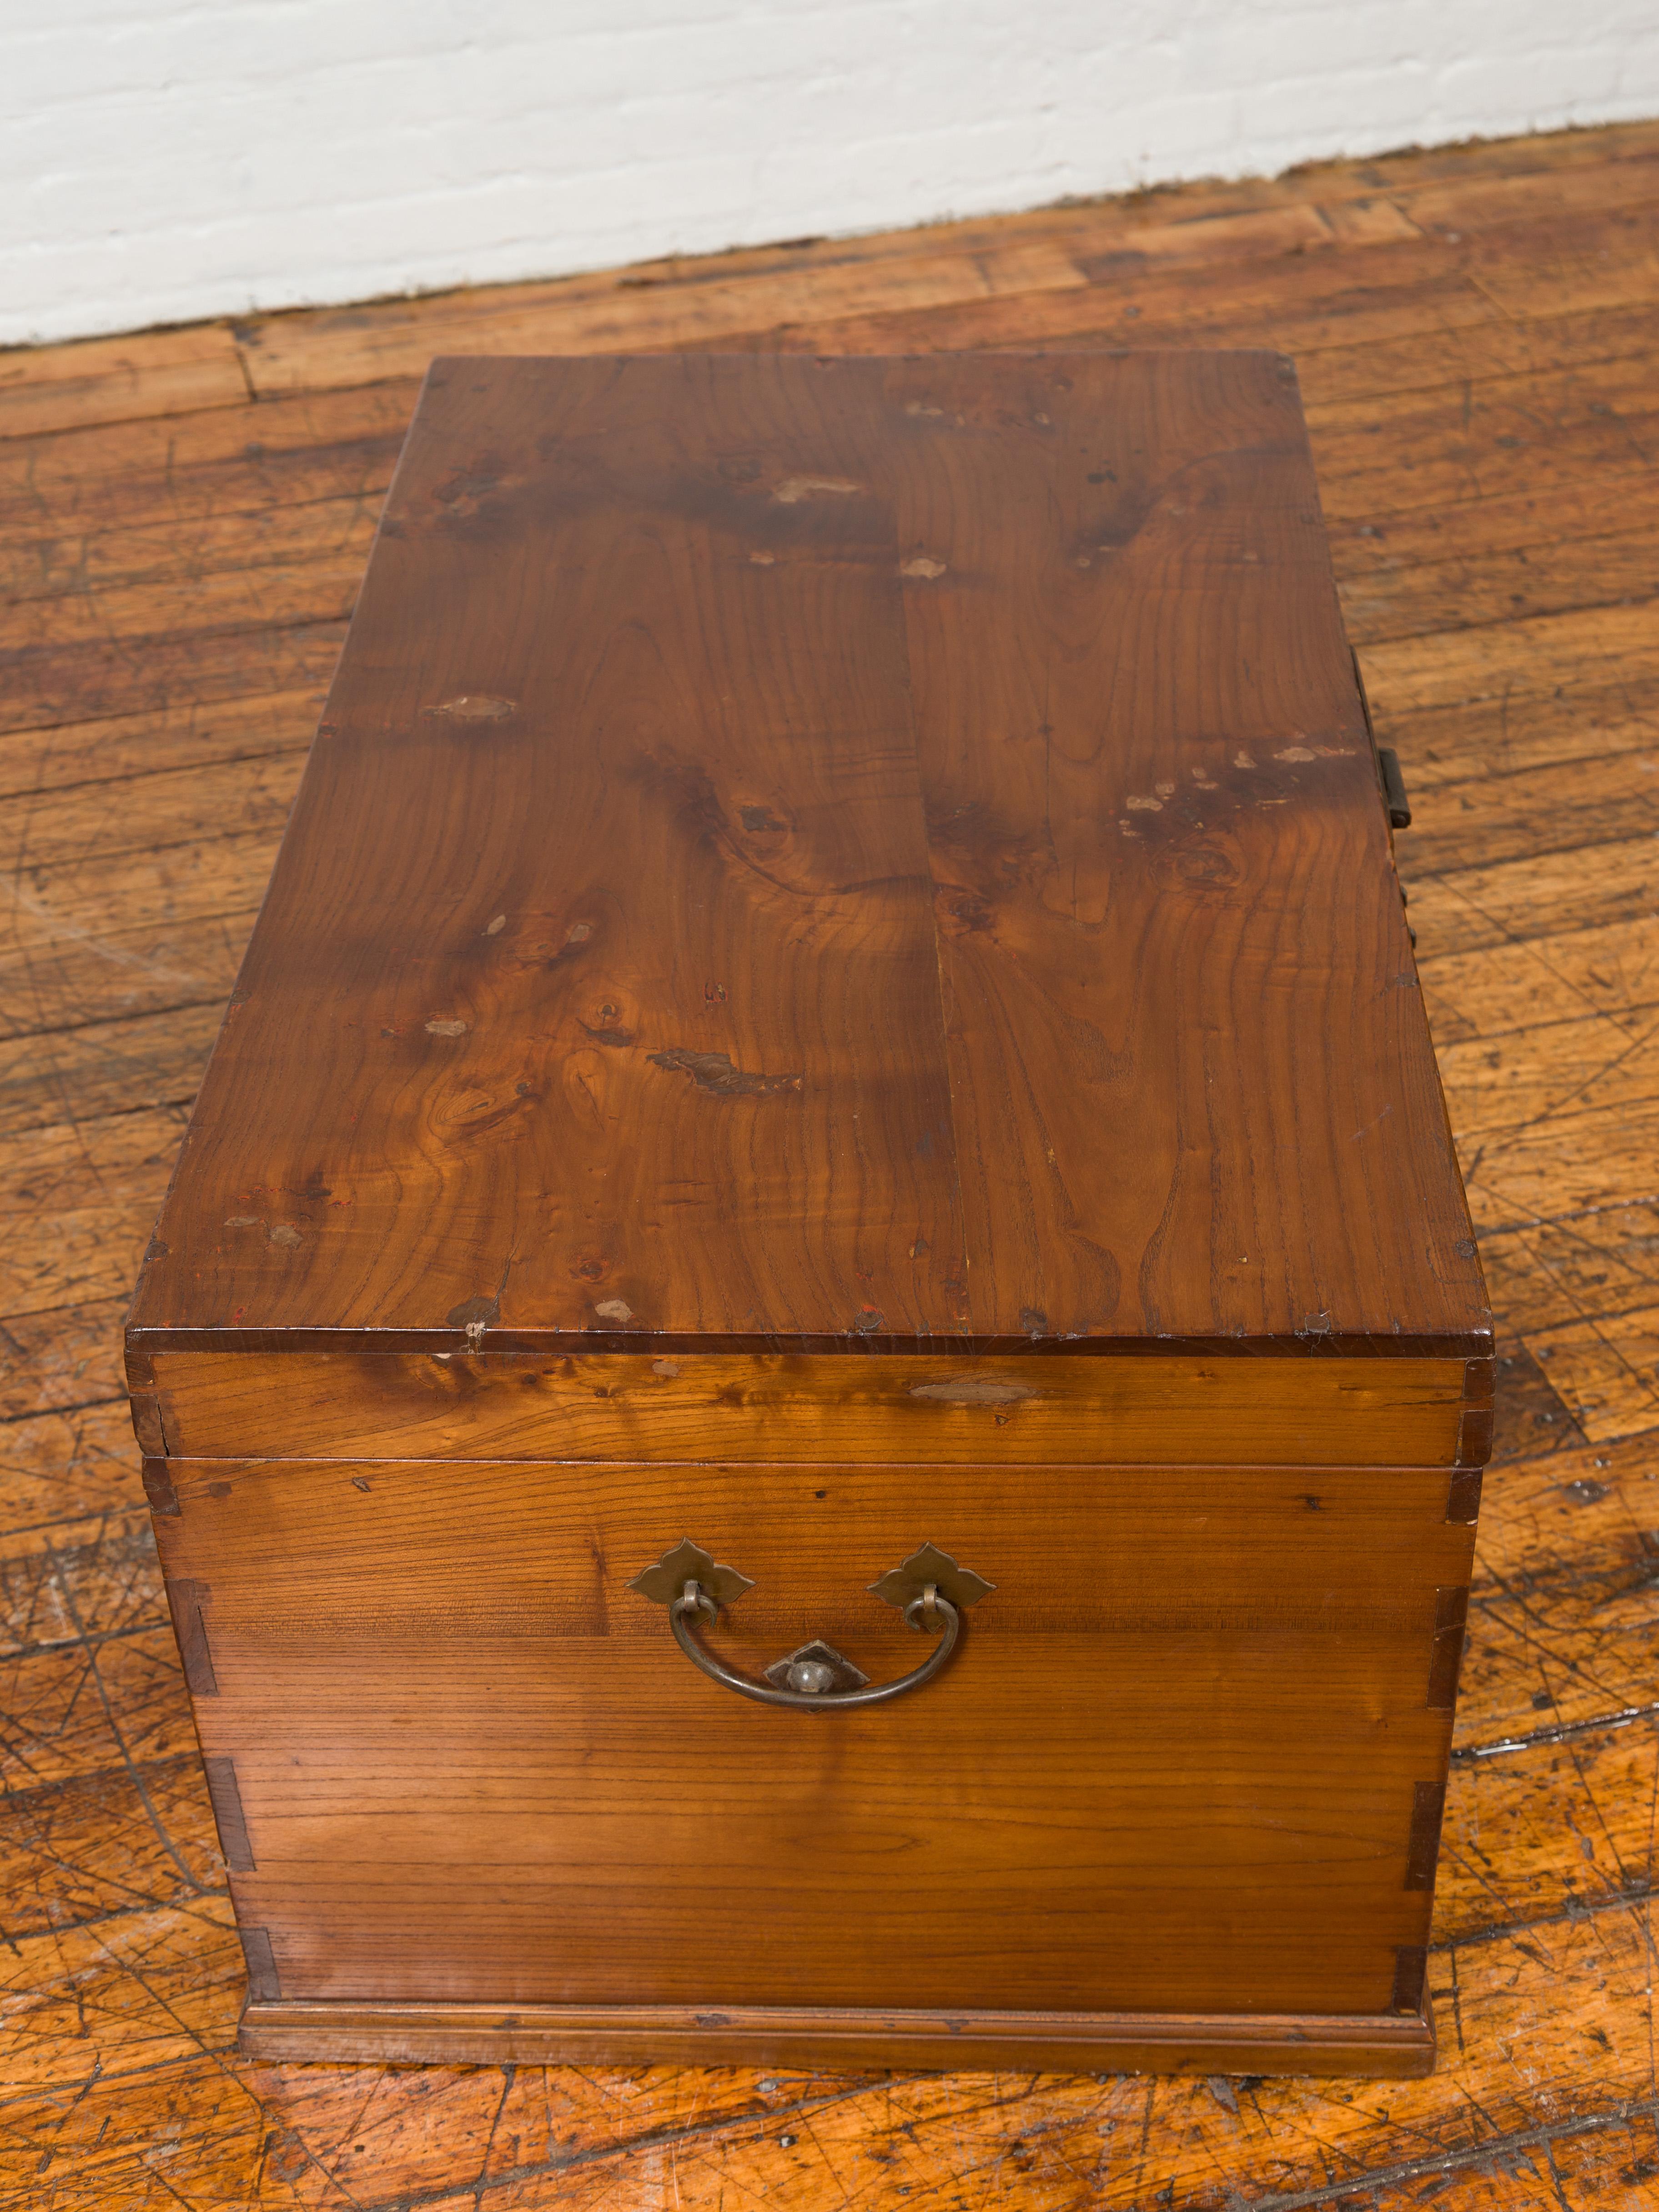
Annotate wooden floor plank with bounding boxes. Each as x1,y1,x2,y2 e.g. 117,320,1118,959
0,1004,218,1140
1457,1431,1659,1736
1521,1309,1659,1443
1378,674,1659,798
1468,204,1659,323
761,208,1659,398
1295,292,1659,409
0,1401,156,1538
1398,745,1659,877
0,911,257,1049
1460,1101,1659,1236
0,1755,222,1938
0,689,325,807
1488,1342,1588,1464
0,1298,129,1421
1310,353,1659,523
226,160,1659,402
7,557,361,669
1363,598,1659,724
0,326,248,443
1438,1004,1659,1139
0,1895,242,2090
0,1105,189,1320
0,751,304,875
778,285,1659,423
1478,1205,1659,1342
2,115,1659,2212
0,1626,194,1795
0,383,412,543
0,832,273,1041
0,619,345,744
1421,912,1659,1046
1398,144,1659,237
1331,454,1659,581
1341,520,1659,645
1444,1719,1659,1914
2,493,380,612
0,1194,164,1324
0,1507,167,1665
1403,838,1659,962
233,234,1095,396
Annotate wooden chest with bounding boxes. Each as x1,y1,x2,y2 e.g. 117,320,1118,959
126,351,1490,2078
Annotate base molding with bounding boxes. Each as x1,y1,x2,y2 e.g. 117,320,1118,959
240,1997,1436,2076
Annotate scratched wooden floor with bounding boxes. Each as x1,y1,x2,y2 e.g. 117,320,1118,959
4,119,1659,2210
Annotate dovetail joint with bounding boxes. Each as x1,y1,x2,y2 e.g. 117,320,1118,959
141,1459,181,1518
1405,1779,1447,1891
204,1754,256,1872
1391,1945,1428,2016
1445,1468,1483,1526
166,1577,219,1697
240,1926,281,2002
1427,1586,1469,1711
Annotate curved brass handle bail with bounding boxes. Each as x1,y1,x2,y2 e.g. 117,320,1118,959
627,1539,992,1714
669,1579,960,1711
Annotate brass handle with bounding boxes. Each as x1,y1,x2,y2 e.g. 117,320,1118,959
670,1578,959,1711
627,1538,993,1714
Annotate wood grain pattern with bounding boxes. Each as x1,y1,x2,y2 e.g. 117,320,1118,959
765,200,1659,395
0,687,325,802
4,116,1659,2207
0,830,278,1041
224,131,1659,397
115,351,1490,2069
0,380,412,538
0,324,247,442
885,350,1478,1346
0,1002,222,1137
1420,910,1659,1046
156,1452,1471,2020
144,1346,1481,1465
236,1999,1436,2076
126,351,1487,1357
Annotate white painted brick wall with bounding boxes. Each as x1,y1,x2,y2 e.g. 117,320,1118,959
4,0,1657,345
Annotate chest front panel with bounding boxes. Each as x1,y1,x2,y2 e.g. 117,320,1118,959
156,1450,1473,2020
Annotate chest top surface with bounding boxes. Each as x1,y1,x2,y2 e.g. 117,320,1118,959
128,351,1488,1359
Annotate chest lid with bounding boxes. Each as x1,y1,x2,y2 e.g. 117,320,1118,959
128,352,1488,1360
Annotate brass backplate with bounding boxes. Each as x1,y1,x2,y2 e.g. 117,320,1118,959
628,1538,755,1609
866,1542,995,1617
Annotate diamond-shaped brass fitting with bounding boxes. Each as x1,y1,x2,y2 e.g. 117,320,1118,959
762,1639,870,1694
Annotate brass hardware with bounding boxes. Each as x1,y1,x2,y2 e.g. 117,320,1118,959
1352,647,1412,830
763,1640,870,1696
867,1542,995,1617
628,1538,992,1711
1377,747,1412,829
627,1538,754,1609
